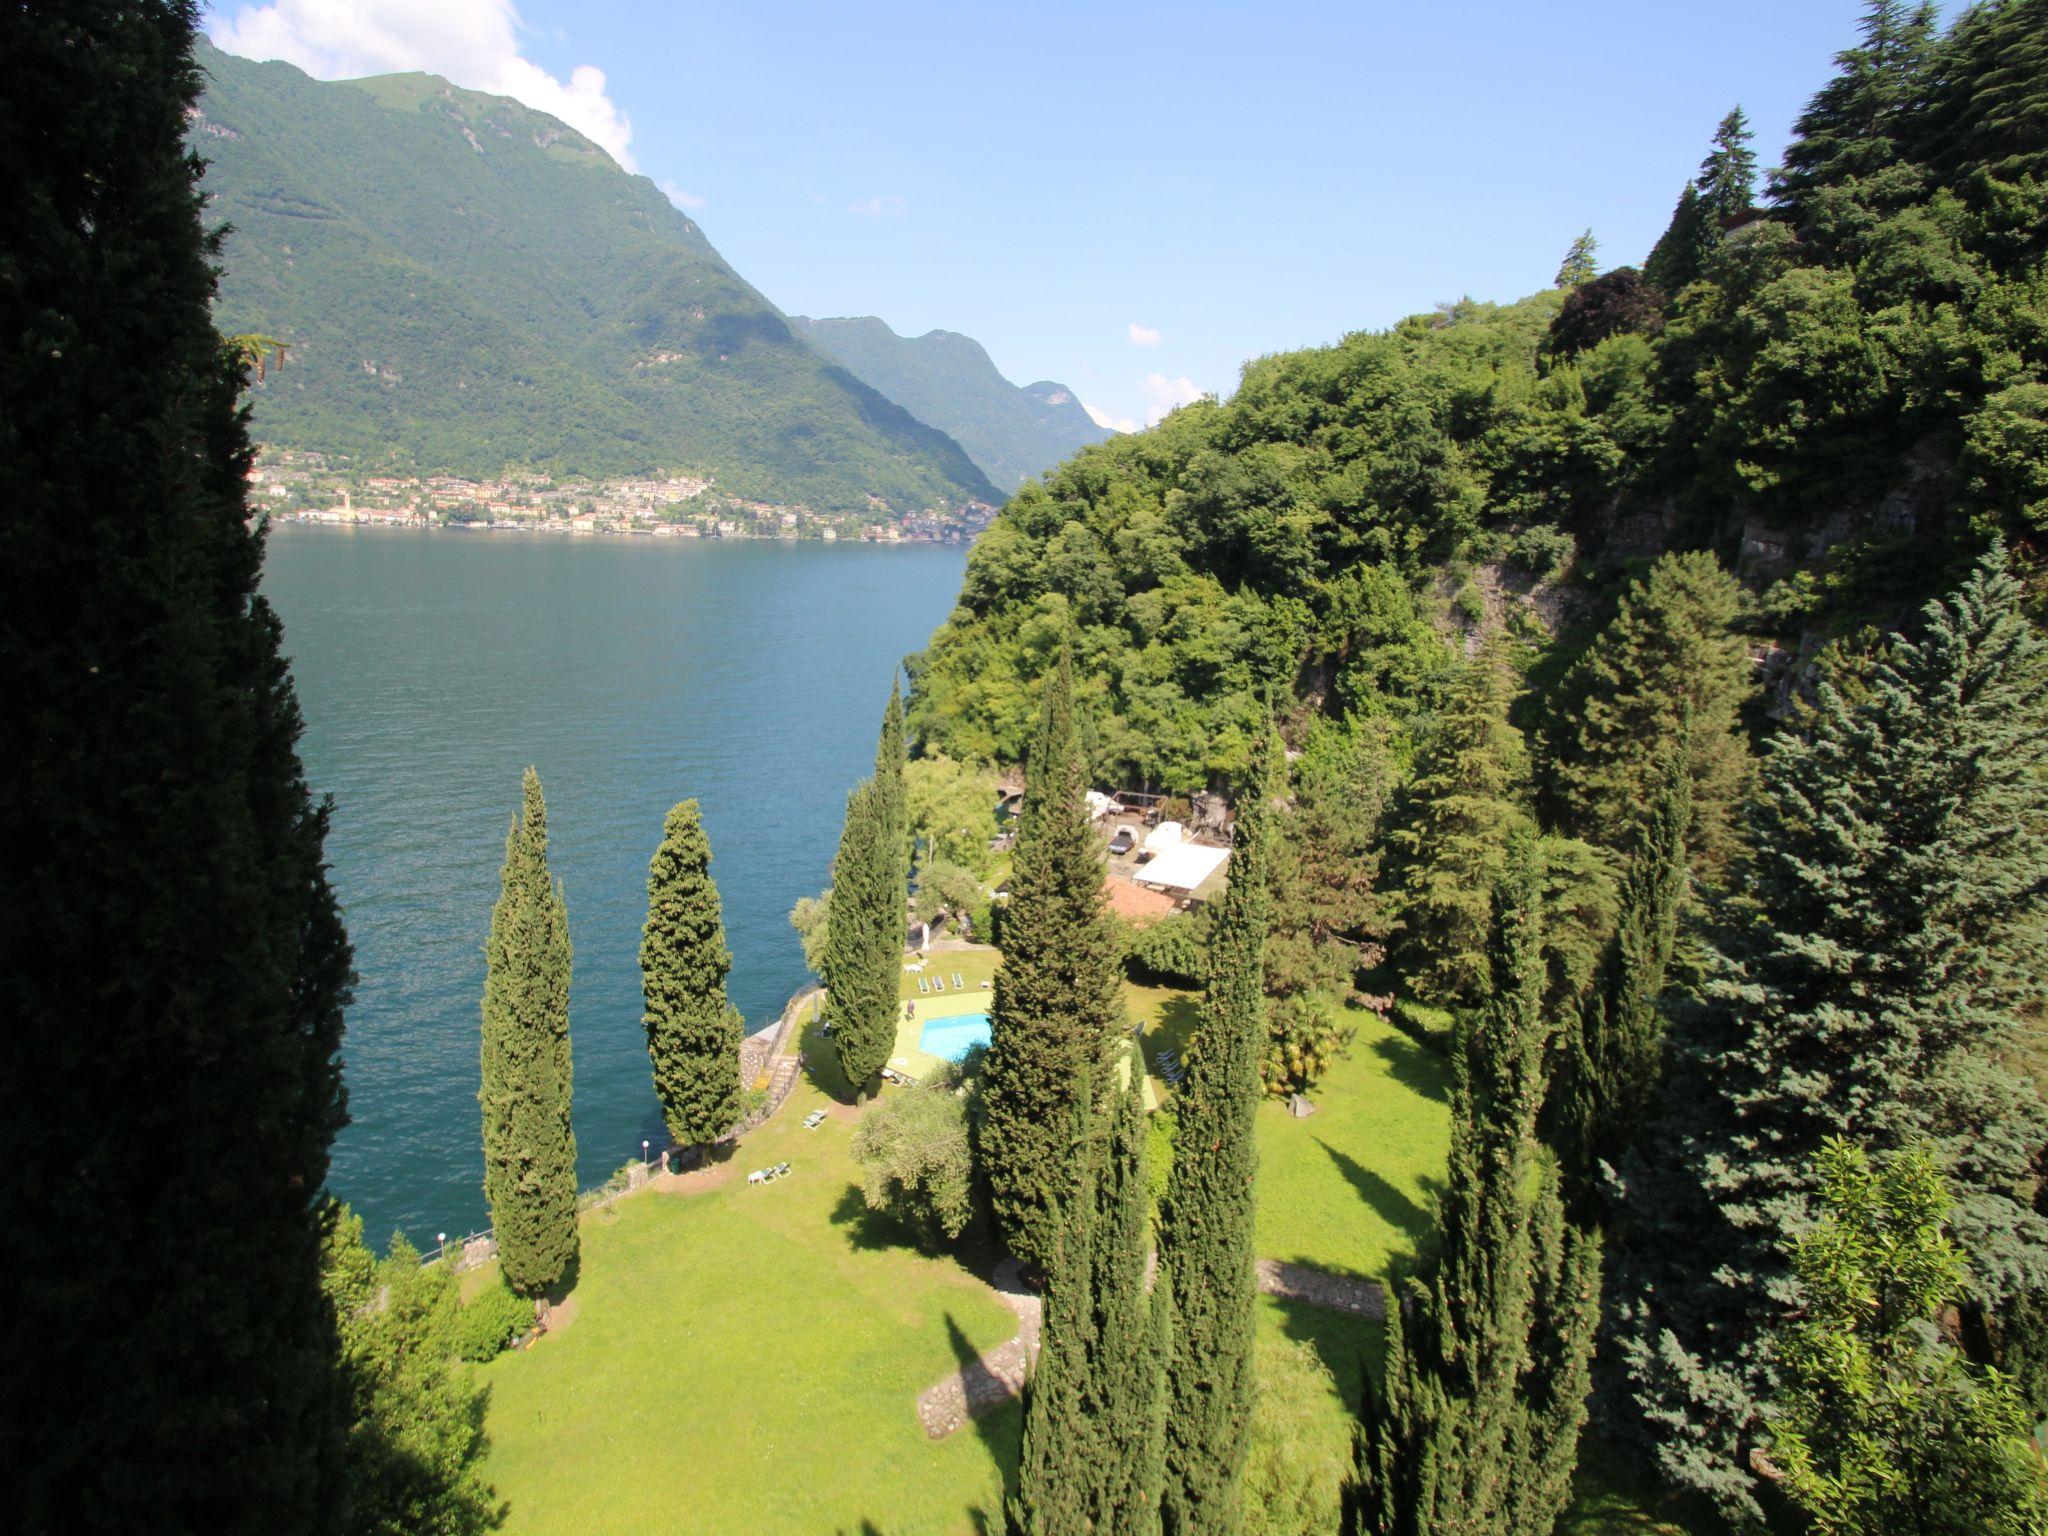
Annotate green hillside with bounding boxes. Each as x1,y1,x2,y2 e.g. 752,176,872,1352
189,41,997,514
792,315,1114,491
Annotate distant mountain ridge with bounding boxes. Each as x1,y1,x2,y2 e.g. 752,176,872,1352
190,40,998,515
792,316,1114,492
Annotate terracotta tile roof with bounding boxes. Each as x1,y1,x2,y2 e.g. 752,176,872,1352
1104,878,1179,927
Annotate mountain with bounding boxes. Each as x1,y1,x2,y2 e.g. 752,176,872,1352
792,316,1114,492
188,40,997,514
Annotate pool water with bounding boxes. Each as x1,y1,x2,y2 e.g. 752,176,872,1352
918,1013,992,1062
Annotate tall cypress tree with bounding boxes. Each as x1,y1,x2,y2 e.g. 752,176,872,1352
641,799,742,1151
480,769,579,1299
1613,549,2048,1520
876,676,911,897
0,6,353,1529
982,649,1125,1271
1159,733,1274,1536
823,777,899,1093
1012,1089,1098,1536
1350,835,1601,1536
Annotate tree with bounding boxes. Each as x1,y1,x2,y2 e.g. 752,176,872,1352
1643,181,1717,295
1699,107,1759,220
1612,550,2048,1520
1544,267,1666,360
1350,836,1601,1536
1546,548,1754,878
822,777,899,1094
480,768,579,1299
1159,732,1275,1535
789,889,831,974
907,752,1001,875
1555,229,1599,288
0,6,355,1528
321,1208,499,1536
1387,646,1531,1007
850,1067,978,1248
875,676,912,895
1766,1139,2048,1536
982,649,1126,1270
641,799,742,1151
1771,1,1941,222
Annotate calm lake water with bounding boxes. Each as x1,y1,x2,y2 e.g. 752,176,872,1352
262,525,968,1244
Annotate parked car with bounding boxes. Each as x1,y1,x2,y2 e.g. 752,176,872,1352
1108,826,1136,855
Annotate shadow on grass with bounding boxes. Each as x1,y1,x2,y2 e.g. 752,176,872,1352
828,1182,913,1253
1560,1437,1728,1536
1316,1139,1433,1250
801,1013,860,1104
945,1311,1022,1513
1367,1031,1453,1102
1263,1293,1383,1415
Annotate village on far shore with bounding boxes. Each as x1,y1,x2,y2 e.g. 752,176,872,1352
252,448,1000,545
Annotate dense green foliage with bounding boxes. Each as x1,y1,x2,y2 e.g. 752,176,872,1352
823,778,899,1093
795,315,1113,492
1766,1140,2048,1536
321,1209,499,1536
0,6,354,1528
1351,837,1600,1536
1613,551,2048,1518
1243,1338,1350,1536
640,800,743,1149
875,681,912,900
480,769,580,1299
982,650,1127,1270
452,1278,535,1365
1159,736,1275,1535
188,41,996,512
850,1066,978,1247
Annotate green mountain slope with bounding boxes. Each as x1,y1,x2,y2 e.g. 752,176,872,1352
189,40,997,514
791,315,1114,491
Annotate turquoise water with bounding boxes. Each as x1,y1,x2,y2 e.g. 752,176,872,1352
918,1014,992,1061
261,525,967,1244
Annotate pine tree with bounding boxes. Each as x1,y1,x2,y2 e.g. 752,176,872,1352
1612,549,2048,1520
1556,752,1689,1208
1350,836,1601,1536
1159,733,1274,1536
1771,1,1940,221
982,649,1125,1270
1642,181,1717,295
823,777,898,1094
1554,229,1599,288
1546,548,1753,878
641,799,743,1151
1,7,354,1528
1698,107,1758,220
1387,646,1530,1007
480,768,580,1299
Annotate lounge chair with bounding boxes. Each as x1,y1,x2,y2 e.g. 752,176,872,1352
916,977,929,994
953,972,965,989
747,1169,766,1186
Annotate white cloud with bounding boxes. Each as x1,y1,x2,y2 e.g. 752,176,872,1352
848,194,905,218
1084,401,1139,434
1144,373,1205,424
209,0,638,170
660,180,706,211
1127,322,1161,348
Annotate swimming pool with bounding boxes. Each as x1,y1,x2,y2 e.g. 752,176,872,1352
918,1013,992,1062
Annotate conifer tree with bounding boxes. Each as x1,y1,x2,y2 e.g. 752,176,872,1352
1554,229,1599,288
1350,836,1601,1536
875,676,912,896
1,6,354,1528
480,769,579,1299
1771,0,1940,221
1387,646,1530,1007
982,649,1125,1270
641,799,742,1152
1613,549,2048,1519
823,777,898,1093
1698,106,1758,220
1546,548,1752,877
1159,733,1274,1536
1012,1090,1098,1536
1643,181,1716,295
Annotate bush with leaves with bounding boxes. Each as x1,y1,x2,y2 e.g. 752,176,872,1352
850,1069,979,1248
1127,909,1209,987
453,1279,533,1364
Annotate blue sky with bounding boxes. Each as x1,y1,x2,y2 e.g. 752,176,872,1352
207,0,1890,431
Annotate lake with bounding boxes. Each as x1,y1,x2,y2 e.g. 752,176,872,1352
262,525,969,1245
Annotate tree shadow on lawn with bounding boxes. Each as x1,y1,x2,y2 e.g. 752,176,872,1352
1263,1293,1383,1415
945,1311,1021,1513
1365,1030,1453,1102
828,1182,911,1252
1315,1139,1435,1256
801,1013,861,1103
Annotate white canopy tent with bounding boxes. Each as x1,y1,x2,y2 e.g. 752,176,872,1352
1137,842,1229,894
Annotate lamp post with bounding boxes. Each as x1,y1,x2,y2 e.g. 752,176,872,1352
642,1138,651,1166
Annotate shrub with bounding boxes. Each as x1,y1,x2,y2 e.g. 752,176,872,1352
850,1073,978,1248
1508,524,1576,580
1126,910,1207,986
1262,991,1357,1096
454,1278,533,1363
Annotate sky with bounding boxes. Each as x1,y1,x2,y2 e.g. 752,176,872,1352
204,0,1892,434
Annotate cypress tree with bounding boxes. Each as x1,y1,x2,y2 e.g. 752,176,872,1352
641,799,743,1152
823,777,898,1093
480,769,579,1299
1,6,353,1528
1350,835,1601,1536
1012,1088,1098,1536
1158,733,1274,1536
1612,548,2048,1520
876,676,911,896
982,649,1125,1270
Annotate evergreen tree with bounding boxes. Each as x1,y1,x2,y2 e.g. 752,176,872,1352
1642,181,1717,295
321,1208,499,1536
875,676,912,896
823,777,898,1094
1698,107,1759,220
1091,1071,1169,1536
1613,550,2048,1520
480,768,579,1299
982,649,1125,1270
1545,548,1753,878
1350,836,1601,1536
641,799,742,1151
1771,1,1940,221
1159,732,1274,1536
0,6,354,1528
1554,229,1599,288
1387,646,1530,1007
1556,752,1689,1207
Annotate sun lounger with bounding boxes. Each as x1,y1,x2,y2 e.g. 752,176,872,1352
804,1109,827,1129
747,1169,766,1185
954,973,965,989
917,977,929,994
